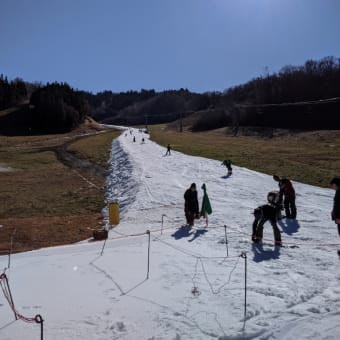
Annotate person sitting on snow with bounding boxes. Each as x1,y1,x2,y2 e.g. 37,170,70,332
252,202,282,247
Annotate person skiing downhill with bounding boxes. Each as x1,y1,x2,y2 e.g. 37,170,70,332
330,177,340,256
184,183,199,226
273,175,296,219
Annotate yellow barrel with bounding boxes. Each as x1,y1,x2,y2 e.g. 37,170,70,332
109,200,120,225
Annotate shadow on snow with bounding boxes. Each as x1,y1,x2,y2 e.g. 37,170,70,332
251,243,281,262
278,218,300,235
171,225,208,242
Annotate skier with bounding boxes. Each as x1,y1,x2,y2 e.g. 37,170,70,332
184,183,199,226
330,177,340,256
252,199,282,246
221,159,232,176
273,175,296,219
165,144,171,156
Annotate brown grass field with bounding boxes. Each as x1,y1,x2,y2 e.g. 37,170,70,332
1,116,340,255
0,120,121,254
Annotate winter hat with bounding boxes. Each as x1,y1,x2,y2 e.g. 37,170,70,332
190,183,196,189
330,177,340,186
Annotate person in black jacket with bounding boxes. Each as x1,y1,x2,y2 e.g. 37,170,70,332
330,177,340,256
252,203,282,246
184,183,199,226
273,175,297,219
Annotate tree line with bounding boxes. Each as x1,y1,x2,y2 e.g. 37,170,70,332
192,56,340,131
30,83,90,132
224,56,340,104
0,75,27,110
1,56,340,134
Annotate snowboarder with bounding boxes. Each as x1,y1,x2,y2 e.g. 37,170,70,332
200,183,212,226
165,144,171,156
330,177,340,256
221,159,232,176
184,183,199,226
252,203,282,246
133,136,136,142
273,175,296,219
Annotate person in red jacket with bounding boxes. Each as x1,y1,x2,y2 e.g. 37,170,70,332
273,175,297,219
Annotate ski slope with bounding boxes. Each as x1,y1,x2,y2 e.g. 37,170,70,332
1,127,340,340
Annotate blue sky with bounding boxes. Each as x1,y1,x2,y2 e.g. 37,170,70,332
1,0,340,94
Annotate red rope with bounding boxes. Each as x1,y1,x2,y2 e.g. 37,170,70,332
227,225,340,247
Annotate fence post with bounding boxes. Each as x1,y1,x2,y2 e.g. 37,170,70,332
100,232,108,257
8,228,16,270
146,230,151,279
224,225,229,256
2,273,17,320
241,252,247,329
35,314,44,340
161,214,166,235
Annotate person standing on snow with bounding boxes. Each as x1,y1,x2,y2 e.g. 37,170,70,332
330,177,340,256
184,183,199,226
252,202,282,246
165,144,171,156
273,175,297,219
221,159,232,176
200,183,212,226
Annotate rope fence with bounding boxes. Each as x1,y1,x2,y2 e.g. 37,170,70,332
3,213,340,337
0,272,44,339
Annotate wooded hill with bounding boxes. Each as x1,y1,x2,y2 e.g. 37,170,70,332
1,56,340,135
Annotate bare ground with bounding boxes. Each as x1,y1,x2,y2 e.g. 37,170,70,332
0,119,119,255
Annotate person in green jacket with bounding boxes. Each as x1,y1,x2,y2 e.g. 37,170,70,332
222,159,232,176
201,183,212,226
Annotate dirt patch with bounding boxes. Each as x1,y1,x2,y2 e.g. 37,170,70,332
0,214,102,255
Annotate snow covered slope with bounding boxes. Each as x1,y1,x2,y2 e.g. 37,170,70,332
1,127,340,340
